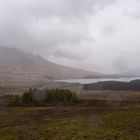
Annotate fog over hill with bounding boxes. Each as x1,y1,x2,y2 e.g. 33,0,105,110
0,47,100,85
122,68,140,77
0,0,140,73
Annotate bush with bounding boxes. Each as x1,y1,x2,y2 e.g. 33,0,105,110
46,89,78,103
7,88,79,106
22,88,35,104
32,89,47,103
7,95,21,106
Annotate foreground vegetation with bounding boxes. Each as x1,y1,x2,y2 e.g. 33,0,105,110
0,87,140,139
6,88,79,106
0,105,139,140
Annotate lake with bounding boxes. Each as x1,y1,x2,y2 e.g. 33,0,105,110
54,77,140,84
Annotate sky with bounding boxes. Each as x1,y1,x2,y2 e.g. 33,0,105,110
0,0,140,73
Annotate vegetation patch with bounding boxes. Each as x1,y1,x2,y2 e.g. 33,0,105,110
84,80,140,90
7,88,79,106
0,107,140,140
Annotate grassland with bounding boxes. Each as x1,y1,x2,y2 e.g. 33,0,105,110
0,83,140,140
0,100,139,140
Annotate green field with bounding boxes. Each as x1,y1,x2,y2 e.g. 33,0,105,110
0,102,140,140
0,84,140,140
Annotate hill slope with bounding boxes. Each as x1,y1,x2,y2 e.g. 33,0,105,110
0,47,99,85
122,67,140,77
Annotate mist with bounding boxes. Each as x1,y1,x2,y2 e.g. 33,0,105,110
0,0,140,73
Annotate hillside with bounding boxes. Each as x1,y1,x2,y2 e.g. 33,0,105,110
0,47,100,86
83,80,140,90
122,67,140,77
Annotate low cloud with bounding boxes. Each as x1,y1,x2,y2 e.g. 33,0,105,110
0,0,140,73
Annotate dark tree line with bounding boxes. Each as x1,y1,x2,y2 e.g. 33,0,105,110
83,80,140,91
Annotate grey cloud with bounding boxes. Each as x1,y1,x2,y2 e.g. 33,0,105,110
101,25,115,37
122,0,140,19
0,0,140,73
0,0,117,20
112,58,129,72
125,11,140,19
53,45,89,61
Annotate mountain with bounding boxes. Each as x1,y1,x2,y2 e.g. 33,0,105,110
0,47,100,86
121,67,140,77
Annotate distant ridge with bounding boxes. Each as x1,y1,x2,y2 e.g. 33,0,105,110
122,67,140,77
0,47,100,85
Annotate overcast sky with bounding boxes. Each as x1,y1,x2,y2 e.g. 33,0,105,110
0,0,140,73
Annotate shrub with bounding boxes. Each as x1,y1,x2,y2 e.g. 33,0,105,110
32,89,47,103
46,89,78,103
7,88,79,106
7,95,21,106
22,88,35,104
